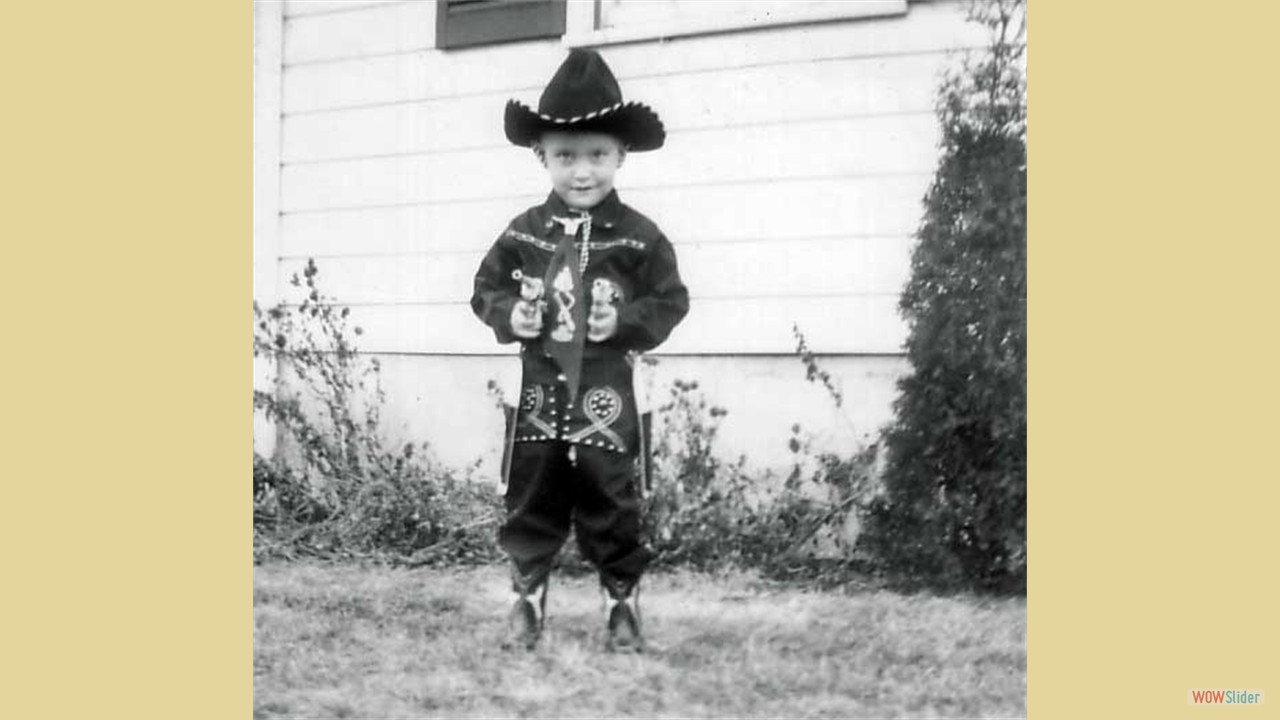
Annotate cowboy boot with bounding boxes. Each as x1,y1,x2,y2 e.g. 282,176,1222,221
504,568,548,651
602,579,643,653
505,595,541,651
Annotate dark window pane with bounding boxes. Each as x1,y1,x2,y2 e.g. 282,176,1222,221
437,0,567,50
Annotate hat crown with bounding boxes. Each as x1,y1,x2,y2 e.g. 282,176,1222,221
537,49,623,119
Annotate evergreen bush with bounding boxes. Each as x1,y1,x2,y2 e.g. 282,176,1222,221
862,0,1027,592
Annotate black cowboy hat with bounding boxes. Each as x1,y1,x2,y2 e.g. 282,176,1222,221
505,49,665,152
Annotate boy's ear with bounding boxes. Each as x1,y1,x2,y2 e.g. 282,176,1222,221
532,142,547,166
617,145,627,167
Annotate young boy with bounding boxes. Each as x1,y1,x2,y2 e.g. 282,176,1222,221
471,49,689,652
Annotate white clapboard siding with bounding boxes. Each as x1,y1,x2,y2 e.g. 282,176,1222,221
340,294,905,355
284,93,506,162
631,175,930,248
282,3,982,113
594,0,904,38
279,175,930,258
268,0,978,357
280,193,544,257
284,2,435,65
276,235,910,305
283,1,403,19
626,116,937,190
255,1,284,304
282,53,945,162
283,40,568,115
280,114,938,211
680,236,912,299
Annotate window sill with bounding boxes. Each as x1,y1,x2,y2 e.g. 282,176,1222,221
562,0,907,48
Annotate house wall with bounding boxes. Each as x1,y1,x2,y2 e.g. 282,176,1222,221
254,0,985,476
254,0,284,457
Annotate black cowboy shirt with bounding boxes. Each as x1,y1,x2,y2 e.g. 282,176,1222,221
472,189,689,455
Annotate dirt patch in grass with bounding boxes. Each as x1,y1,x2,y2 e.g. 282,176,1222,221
254,562,1025,718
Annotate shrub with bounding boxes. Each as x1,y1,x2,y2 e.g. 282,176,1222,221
640,376,880,586
639,378,743,569
253,260,502,565
863,0,1027,592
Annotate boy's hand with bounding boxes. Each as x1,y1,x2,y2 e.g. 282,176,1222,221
510,300,544,339
587,303,619,343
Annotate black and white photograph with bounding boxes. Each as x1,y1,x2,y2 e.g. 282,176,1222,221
252,0,1028,716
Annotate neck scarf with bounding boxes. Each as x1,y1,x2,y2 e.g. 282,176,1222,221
542,212,592,402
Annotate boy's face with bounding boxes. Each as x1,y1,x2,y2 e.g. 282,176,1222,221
536,131,626,211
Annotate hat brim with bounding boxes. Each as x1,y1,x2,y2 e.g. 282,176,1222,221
505,99,666,152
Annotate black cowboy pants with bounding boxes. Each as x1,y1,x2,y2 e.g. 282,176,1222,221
501,440,651,599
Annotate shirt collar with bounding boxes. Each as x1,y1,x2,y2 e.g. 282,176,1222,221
538,189,624,235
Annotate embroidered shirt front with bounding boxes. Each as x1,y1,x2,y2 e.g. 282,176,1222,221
472,190,689,455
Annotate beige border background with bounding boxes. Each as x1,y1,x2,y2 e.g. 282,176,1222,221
4,2,251,717
1027,2,1279,717
4,2,1277,718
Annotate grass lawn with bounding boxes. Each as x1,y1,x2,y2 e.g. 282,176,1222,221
254,562,1025,718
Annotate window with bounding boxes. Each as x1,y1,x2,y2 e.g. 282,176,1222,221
436,0,568,50
563,0,908,47
435,1,908,51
